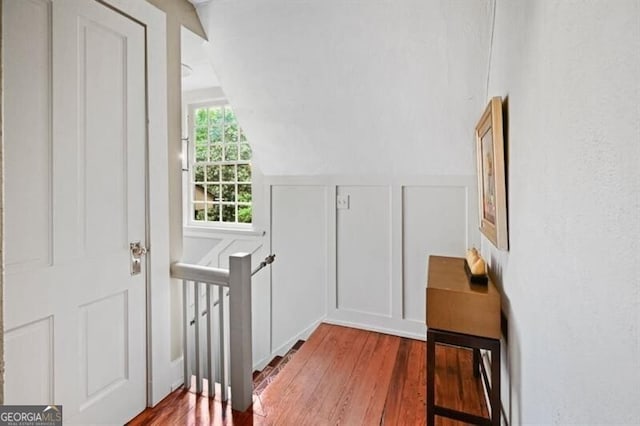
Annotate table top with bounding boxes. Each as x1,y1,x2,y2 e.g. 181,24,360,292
426,255,501,339
427,255,499,297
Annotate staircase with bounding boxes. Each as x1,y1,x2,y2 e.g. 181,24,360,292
253,340,305,396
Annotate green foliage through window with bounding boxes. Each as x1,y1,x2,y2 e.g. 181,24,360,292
190,105,252,225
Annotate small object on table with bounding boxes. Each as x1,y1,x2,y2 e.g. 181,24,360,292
464,249,488,285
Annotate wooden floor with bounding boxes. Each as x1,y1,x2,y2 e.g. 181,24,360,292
129,323,487,425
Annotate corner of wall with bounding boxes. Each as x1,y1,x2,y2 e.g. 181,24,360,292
0,0,5,405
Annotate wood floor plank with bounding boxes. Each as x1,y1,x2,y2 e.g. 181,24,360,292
382,337,411,425
327,332,400,425
128,323,490,426
264,326,363,423
257,322,333,415
357,334,404,425
387,337,427,426
286,327,371,425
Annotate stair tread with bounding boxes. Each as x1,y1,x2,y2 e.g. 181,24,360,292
253,341,305,396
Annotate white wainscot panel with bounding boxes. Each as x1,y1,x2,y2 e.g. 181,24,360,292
337,186,391,317
182,236,223,264
402,185,468,322
79,291,128,409
5,316,54,404
271,186,326,353
4,0,52,271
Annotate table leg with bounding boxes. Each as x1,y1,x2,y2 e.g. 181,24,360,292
473,348,481,378
426,330,436,426
490,340,501,426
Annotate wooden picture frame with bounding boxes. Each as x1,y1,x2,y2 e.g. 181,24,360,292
475,97,508,250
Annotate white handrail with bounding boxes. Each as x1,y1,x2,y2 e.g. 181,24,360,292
171,262,230,286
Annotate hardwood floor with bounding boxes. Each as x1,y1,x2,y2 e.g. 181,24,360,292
128,323,487,425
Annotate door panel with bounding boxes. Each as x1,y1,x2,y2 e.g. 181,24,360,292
4,0,147,423
4,317,54,405
3,0,52,272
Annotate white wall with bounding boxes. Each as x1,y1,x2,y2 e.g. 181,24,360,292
270,185,327,352
484,0,640,423
189,0,493,341
196,0,493,176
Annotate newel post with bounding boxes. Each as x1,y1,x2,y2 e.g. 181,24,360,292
228,253,253,411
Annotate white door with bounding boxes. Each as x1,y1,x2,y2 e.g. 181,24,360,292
4,0,147,423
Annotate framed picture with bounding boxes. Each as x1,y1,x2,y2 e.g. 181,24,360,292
475,97,508,250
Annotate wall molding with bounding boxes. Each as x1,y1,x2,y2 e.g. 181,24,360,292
181,173,479,379
265,174,478,338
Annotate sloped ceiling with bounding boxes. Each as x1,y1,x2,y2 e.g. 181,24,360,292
195,1,493,176
147,0,207,39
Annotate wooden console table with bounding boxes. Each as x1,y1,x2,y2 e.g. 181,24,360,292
425,255,501,426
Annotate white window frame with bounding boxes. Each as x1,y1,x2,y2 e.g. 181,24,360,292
184,100,254,231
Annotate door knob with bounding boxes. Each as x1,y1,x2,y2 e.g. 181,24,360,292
130,241,148,275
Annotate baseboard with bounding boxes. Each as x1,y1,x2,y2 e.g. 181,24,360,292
170,357,184,392
323,317,426,341
272,320,322,354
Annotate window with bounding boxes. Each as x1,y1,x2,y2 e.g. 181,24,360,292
189,104,252,225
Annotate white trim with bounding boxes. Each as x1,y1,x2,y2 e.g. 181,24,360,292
264,174,476,187
323,317,426,341
391,184,404,320
326,185,337,313
184,225,265,238
170,356,185,392
258,319,322,370
99,0,172,408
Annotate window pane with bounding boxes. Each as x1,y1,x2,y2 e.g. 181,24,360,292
208,107,223,126
202,185,211,203
207,204,220,222
193,185,205,203
238,184,251,202
194,207,205,221
209,144,222,162
224,143,238,161
222,204,236,222
224,124,238,142
193,165,205,182
195,145,207,162
239,144,252,161
224,107,236,123
221,184,236,202
196,109,207,127
221,165,235,182
237,164,251,182
206,165,220,182
196,127,208,144
209,126,222,143
207,184,220,201
239,129,247,142
238,206,252,223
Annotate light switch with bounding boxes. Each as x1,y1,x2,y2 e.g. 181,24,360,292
336,194,350,210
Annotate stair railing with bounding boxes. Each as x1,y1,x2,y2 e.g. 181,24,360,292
171,253,254,411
